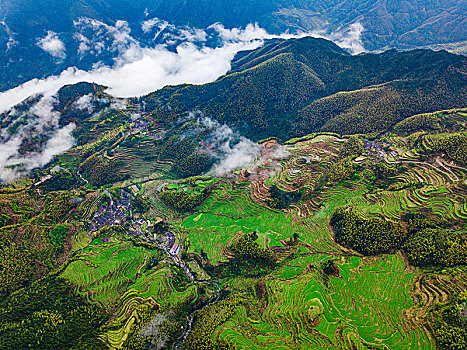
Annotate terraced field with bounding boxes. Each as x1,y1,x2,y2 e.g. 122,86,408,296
6,99,467,350
61,235,198,349
167,132,467,349
217,254,431,350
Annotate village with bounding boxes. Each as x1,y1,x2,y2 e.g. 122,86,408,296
89,187,183,258
362,138,398,161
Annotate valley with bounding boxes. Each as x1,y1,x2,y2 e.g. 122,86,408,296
0,35,466,350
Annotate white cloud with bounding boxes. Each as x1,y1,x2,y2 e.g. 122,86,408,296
0,95,76,182
74,94,94,113
210,137,261,175
0,20,366,182
310,22,365,54
38,123,76,165
1,20,17,51
37,31,66,59
0,27,268,113
142,18,162,33
73,18,136,56
193,116,262,175
110,99,127,110
1,22,366,114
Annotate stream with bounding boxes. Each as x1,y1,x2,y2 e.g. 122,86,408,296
76,169,89,184
174,280,221,350
94,184,223,349
139,230,222,349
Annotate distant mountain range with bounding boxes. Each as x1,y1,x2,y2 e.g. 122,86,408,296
1,0,466,91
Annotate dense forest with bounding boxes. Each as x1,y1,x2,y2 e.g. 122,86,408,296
145,37,467,140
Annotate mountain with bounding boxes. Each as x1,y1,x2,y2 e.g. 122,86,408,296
1,0,466,91
1,26,467,350
144,36,467,140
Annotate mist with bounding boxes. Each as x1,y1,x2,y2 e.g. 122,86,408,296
0,19,364,181
0,96,76,182
0,20,365,113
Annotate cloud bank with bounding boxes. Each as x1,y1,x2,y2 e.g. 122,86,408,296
0,20,366,114
0,20,364,181
194,116,262,175
1,20,17,51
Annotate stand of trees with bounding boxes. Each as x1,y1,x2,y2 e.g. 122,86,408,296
332,209,467,268
432,293,467,350
0,276,109,350
403,225,467,267
160,188,209,212
330,208,407,255
41,170,78,192
79,154,125,187
429,133,467,164
209,232,276,278
267,185,301,209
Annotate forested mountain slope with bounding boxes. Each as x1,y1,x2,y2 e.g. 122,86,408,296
145,37,467,140
2,0,465,50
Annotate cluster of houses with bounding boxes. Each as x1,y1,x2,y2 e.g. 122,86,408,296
90,191,131,231
129,118,149,131
362,139,397,161
159,230,182,257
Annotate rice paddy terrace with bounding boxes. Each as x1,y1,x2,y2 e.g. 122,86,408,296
1,104,467,350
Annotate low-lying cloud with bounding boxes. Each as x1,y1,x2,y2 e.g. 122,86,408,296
195,116,262,175
0,20,366,114
74,18,136,56
0,20,364,181
182,114,290,176
0,96,75,182
74,94,94,113
37,31,66,59
1,20,17,51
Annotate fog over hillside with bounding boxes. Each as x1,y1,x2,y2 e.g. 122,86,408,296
1,2,467,350
1,0,465,91
0,20,364,113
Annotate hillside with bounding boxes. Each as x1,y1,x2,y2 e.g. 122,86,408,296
1,0,466,91
1,29,467,350
1,89,467,348
145,37,467,140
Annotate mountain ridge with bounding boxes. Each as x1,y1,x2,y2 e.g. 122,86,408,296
1,0,466,92
143,37,467,140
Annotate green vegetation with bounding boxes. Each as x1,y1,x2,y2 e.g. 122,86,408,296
183,296,240,350
132,195,150,214
223,232,276,277
0,276,109,350
49,224,68,254
267,185,301,209
327,157,356,182
148,39,467,140
173,153,212,178
41,170,78,192
2,37,467,350
0,244,36,298
160,187,209,212
331,208,407,255
404,228,467,267
339,136,363,158
79,154,125,187
394,112,441,133
430,133,467,164
432,293,467,350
